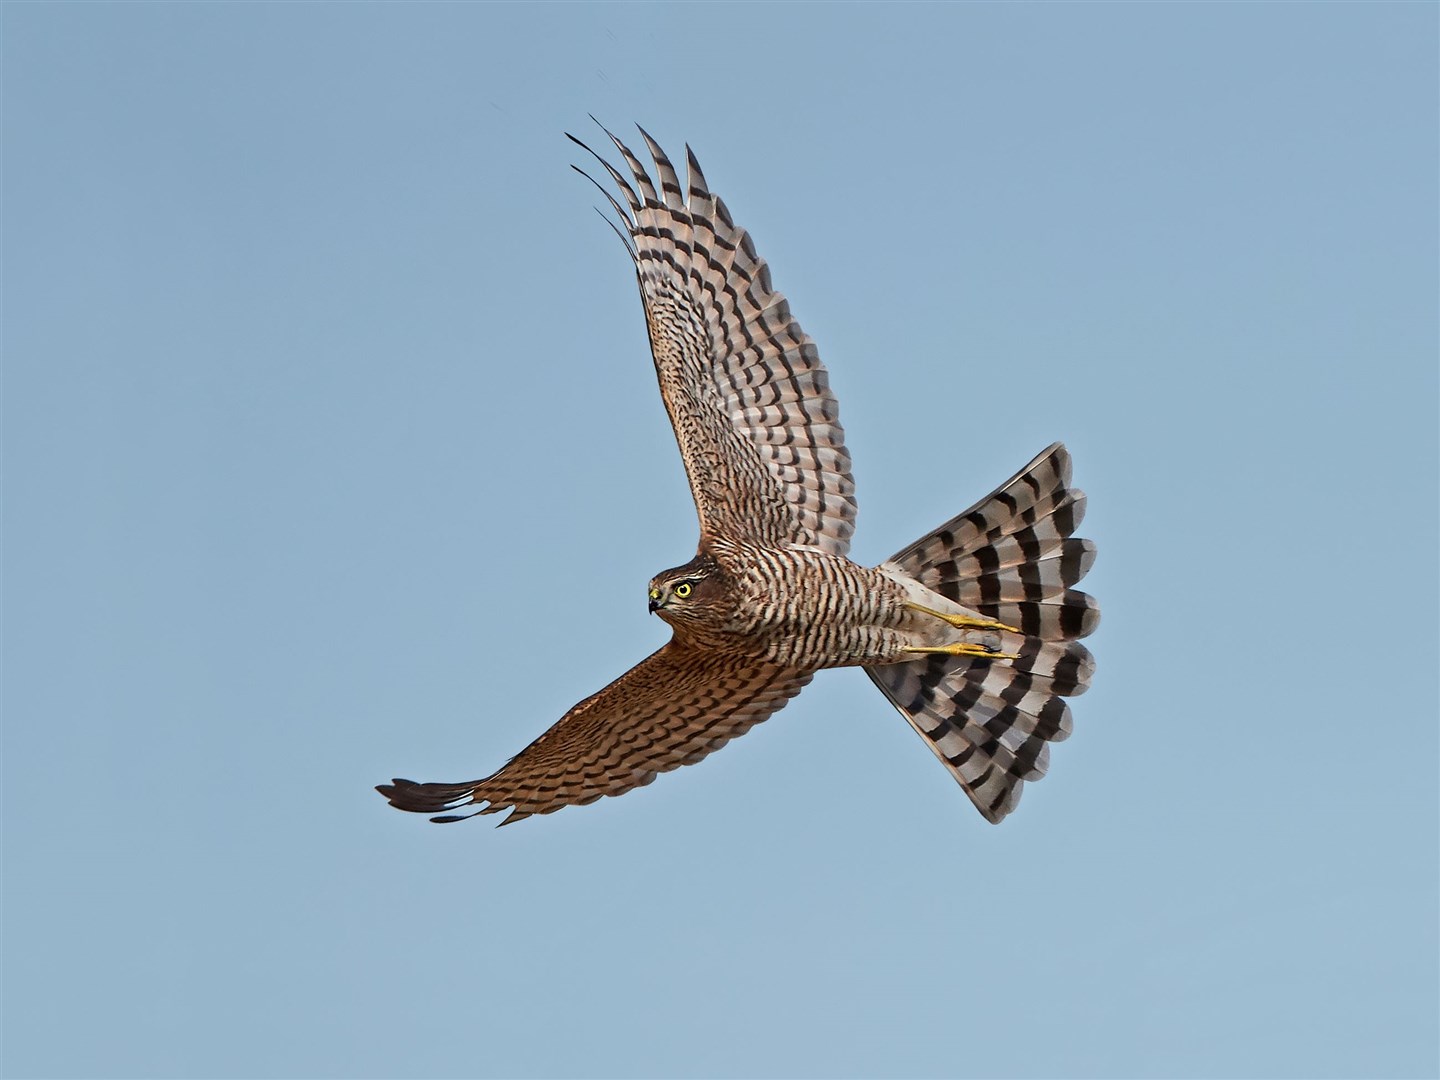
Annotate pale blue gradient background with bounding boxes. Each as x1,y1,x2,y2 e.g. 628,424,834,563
4,4,1437,1078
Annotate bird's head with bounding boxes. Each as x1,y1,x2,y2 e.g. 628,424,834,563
648,554,730,628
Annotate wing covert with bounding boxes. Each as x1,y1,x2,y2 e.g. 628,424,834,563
571,124,857,557
377,644,812,825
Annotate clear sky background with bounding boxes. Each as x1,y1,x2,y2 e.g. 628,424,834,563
4,4,1437,1078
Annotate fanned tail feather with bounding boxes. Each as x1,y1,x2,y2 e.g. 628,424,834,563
866,443,1098,823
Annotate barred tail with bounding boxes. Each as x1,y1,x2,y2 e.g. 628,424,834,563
865,443,1098,823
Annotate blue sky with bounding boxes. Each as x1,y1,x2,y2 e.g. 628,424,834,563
4,3,1436,1078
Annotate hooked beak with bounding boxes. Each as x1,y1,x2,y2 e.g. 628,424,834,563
648,590,661,614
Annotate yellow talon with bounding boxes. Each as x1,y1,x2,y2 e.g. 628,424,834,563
904,643,1020,660
905,603,1020,635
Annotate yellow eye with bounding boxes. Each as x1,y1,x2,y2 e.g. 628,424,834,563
673,581,693,599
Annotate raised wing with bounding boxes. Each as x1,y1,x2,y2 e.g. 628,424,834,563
571,124,857,557
377,644,812,826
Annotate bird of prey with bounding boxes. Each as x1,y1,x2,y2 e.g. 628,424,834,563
377,124,1098,827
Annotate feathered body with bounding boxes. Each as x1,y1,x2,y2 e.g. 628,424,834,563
658,539,1019,671
378,125,1098,827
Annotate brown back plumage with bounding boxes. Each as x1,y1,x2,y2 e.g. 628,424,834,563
379,645,812,826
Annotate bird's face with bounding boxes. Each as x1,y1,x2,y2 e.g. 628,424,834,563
648,555,730,628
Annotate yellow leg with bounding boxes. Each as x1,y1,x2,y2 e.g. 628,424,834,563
903,643,1020,660
905,602,1020,635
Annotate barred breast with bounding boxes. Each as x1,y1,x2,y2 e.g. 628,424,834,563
715,542,913,670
